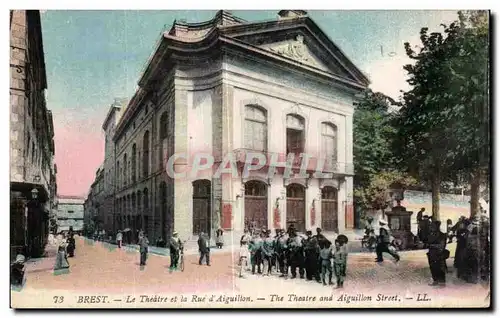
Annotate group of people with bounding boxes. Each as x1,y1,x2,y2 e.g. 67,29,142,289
452,214,490,284
239,226,349,288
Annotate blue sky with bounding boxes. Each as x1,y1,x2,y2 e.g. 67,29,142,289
39,10,458,195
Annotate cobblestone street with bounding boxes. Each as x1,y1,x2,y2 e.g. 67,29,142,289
11,236,489,308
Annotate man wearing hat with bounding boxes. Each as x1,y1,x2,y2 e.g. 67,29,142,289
375,219,400,263
169,231,182,270
262,230,275,275
427,220,447,286
276,229,289,277
303,230,320,281
198,231,210,266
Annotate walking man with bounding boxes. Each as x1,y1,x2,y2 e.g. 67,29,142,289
169,231,182,270
262,230,274,275
138,232,149,266
276,229,288,277
198,232,211,266
375,219,400,263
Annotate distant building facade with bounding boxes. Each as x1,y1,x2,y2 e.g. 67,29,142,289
85,10,368,244
10,10,57,259
56,196,85,233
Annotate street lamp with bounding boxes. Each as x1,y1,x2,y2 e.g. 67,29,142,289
31,188,39,200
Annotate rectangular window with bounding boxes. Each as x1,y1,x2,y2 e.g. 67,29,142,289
68,210,74,214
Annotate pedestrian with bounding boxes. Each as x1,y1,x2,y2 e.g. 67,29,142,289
54,244,70,270
169,231,182,270
287,226,305,279
11,254,26,287
116,230,123,248
216,228,224,249
333,238,348,288
66,234,76,257
446,219,454,243
249,231,263,274
276,229,289,277
239,228,252,271
138,232,149,266
198,232,211,266
318,241,333,286
427,220,447,287
453,216,469,279
375,219,400,263
304,230,319,281
262,230,274,276
420,216,431,247
464,216,482,284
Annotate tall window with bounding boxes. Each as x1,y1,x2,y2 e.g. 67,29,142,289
143,131,150,177
244,105,267,151
132,144,137,183
159,112,168,170
321,122,338,162
123,153,128,187
286,114,305,155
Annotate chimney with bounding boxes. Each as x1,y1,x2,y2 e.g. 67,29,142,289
277,10,308,19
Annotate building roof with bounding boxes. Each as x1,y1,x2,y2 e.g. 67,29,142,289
114,10,370,140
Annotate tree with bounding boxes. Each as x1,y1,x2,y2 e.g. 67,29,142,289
393,22,465,221
443,11,489,217
353,90,415,218
353,89,399,186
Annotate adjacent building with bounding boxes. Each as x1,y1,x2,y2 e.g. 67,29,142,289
10,10,57,259
56,196,85,233
85,10,368,244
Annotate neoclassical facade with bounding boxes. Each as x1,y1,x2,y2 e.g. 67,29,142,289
89,10,368,243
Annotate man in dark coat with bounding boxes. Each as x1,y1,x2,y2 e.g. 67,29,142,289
276,229,288,277
419,216,431,247
452,216,469,279
304,230,319,281
287,228,305,279
138,233,149,266
169,231,182,270
427,221,447,286
198,232,210,266
375,220,400,263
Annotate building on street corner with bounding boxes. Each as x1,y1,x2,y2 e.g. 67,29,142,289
10,10,57,259
85,10,368,245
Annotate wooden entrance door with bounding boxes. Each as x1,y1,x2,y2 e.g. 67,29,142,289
244,181,268,231
286,184,306,232
321,186,338,232
192,180,211,236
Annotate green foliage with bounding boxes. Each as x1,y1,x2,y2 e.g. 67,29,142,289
353,89,399,186
353,90,415,213
355,171,417,212
392,10,489,218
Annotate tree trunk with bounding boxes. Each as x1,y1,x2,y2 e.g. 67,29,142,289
431,169,441,222
470,167,482,218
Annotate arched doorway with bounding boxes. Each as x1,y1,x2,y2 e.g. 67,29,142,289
286,184,306,232
244,180,268,231
192,180,211,236
321,186,338,232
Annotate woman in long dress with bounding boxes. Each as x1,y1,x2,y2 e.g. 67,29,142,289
54,244,70,270
216,228,224,249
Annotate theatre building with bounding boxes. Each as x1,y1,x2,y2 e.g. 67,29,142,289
109,10,368,243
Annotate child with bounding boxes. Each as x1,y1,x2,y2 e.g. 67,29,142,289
333,239,348,288
318,241,333,285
